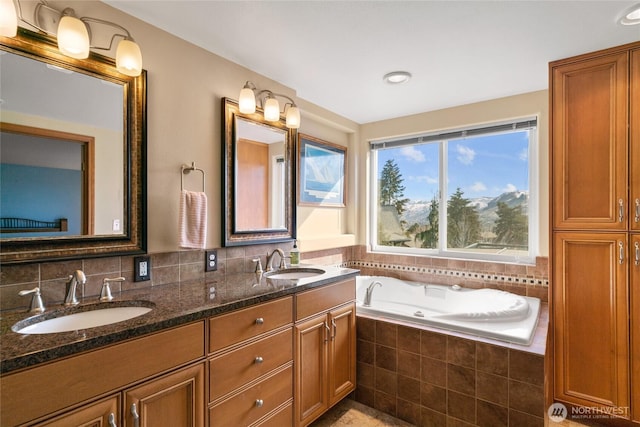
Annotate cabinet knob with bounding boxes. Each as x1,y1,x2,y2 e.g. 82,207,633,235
255,399,264,408
255,356,264,364
255,317,264,325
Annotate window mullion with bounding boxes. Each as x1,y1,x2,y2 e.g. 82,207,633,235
439,140,447,254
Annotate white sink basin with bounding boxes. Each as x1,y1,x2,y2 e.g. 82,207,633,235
12,303,154,335
265,267,325,280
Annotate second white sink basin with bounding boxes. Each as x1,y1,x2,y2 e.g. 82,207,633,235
12,302,154,335
265,267,325,280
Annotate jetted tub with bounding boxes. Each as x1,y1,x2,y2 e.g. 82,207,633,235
356,276,541,345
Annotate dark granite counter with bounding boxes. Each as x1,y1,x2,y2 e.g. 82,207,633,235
0,265,359,374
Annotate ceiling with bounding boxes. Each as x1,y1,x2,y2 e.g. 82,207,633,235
105,1,640,124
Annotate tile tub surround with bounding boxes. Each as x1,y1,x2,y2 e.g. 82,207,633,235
354,315,546,427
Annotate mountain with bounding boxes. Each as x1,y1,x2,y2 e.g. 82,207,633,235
400,191,529,230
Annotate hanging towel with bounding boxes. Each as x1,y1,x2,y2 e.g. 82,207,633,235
179,190,207,249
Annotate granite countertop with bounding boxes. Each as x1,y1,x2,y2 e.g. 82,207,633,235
0,265,359,374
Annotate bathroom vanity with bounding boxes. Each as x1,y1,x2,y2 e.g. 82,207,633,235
0,266,358,427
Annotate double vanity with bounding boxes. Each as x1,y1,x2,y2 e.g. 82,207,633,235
0,265,358,427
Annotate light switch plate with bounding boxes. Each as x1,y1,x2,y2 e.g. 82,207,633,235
134,256,151,282
205,250,217,272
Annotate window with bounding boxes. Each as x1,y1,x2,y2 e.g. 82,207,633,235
370,118,538,263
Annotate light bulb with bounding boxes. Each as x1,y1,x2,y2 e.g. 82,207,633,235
116,39,142,76
263,97,280,122
286,105,300,129
0,0,18,37
239,86,256,114
57,15,90,59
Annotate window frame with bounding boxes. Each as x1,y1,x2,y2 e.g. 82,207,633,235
369,117,539,264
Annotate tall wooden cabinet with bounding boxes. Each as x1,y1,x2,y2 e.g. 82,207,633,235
551,42,640,423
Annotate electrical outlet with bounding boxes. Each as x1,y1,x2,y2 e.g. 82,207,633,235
134,256,151,282
205,250,217,272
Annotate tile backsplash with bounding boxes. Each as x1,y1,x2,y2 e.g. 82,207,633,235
0,244,548,311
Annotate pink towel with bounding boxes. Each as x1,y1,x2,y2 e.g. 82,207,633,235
179,190,207,249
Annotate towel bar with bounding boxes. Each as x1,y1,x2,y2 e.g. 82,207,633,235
181,162,205,192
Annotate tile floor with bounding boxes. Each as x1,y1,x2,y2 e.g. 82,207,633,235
310,398,606,427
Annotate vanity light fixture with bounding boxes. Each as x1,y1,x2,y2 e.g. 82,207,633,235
238,81,301,129
2,0,143,76
620,3,640,25
383,71,412,84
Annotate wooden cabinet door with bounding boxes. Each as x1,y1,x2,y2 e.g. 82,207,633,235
328,303,356,406
124,362,205,427
631,49,640,232
294,313,328,427
553,232,630,411
33,396,120,427
551,51,629,230
632,234,640,423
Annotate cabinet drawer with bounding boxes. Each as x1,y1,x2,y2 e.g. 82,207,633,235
209,296,293,353
254,401,293,427
296,279,355,321
210,328,293,401
209,364,293,427
1,321,205,427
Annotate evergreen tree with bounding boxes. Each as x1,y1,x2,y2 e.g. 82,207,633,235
416,193,439,248
379,159,409,215
494,201,528,245
447,188,481,248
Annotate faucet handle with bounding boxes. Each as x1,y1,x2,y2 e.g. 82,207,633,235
100,277,125,302
252,258,263,273
18,287,45,313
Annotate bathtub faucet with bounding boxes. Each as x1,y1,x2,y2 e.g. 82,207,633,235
363,281,382,307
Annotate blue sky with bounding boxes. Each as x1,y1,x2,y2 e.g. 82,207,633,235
377,130,530,201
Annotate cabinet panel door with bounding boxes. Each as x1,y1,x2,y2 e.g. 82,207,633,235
124,362,205,427
294,314,328,427
328,303,356,406
632,234,640,423
551,52,628,230
553,233,629,410
631,49,640,232
33,396,119,427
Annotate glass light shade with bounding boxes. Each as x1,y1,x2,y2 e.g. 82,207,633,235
285,106,301,129
238,87,256,113
57,15,90,59
116,39,143,76
621,5,640,25
0,0,17,37
263,97,280,122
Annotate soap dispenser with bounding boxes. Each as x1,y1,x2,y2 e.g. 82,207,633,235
290,241,300,266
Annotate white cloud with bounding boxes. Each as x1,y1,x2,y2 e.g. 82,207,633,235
411,175,438,184
400,146,425,162
519,148,528,161
503,183,517,192
456,145,475,165
470,181,487,192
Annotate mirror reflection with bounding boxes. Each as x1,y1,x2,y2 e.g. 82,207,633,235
222,98,295,246
235,117,286,231
0,49,125,239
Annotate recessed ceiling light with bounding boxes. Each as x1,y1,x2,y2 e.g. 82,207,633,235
383,71,411,84
620,3,640,25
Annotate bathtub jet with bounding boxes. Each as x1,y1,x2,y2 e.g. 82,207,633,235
355,276,541,345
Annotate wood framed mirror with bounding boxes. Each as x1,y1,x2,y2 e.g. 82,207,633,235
222,98,296,246
0,28,146,264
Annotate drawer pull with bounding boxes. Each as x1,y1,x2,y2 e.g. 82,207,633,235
635,242,639,266
324,321,330,343
255,399,264,408
636,198,640,223
108,413,117,427
255,356,264,364
619,199,624,223
619,241,625,265
131,403,140,427
255,317,264,325
331,318,337,341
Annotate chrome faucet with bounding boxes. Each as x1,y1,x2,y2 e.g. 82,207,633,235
265,248,287,271
363,281,382,307
64,270,86,306
100,277,125,302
